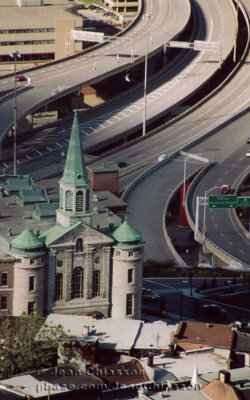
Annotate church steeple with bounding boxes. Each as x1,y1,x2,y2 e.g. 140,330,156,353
60,110,90,187
56,110,92,227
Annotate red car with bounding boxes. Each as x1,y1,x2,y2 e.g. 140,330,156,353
220,185,231,194
15,75,26,82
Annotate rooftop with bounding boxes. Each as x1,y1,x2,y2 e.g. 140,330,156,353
175,321,233,350
45,314,143,351
0,0,81,29
0,173,124,254
0,364,103,398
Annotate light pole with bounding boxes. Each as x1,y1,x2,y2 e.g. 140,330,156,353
182,156,187,206
202,186,220,243
142,14,152,137
233,0,239,63
10,49,21,176
180,151,210,207
194,186,220,242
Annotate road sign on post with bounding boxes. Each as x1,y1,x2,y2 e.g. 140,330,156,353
237,197,250,207
166,41,193,49
208,195,238,208
70,30,104,43
194,40,219,51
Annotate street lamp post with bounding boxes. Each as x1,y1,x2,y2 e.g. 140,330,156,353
194,186,220,242
10,49,21,176
182,156,187,206
202,186,220,243
142,14,152,137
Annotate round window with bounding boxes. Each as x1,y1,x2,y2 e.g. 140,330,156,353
57,260,63,267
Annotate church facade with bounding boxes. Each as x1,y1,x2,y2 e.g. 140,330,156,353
3,111,144,319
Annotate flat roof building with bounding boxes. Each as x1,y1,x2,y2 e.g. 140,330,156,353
0,0,83,67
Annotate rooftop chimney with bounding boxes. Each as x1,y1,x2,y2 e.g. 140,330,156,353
219,370,230,384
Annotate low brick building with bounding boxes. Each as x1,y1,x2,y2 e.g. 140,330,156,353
174,321,233,351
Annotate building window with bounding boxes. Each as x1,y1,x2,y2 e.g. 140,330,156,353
28,302,35,315
65,190,73,211
76,191,84,212
126,294,133,315
128,251,133,257
55,273,63,301
93,270,100,297
60,188,63,209
128,269,133,283
29,276,35,291
116,250,121,256
1,272,8,286
86,189,90,210
76,238,83,253
72,267,84,298
0,296,7,310
57,260,63,267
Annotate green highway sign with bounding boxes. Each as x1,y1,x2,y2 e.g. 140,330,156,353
208,195,238,209
237,197,250,207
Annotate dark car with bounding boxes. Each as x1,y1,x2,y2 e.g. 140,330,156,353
115,161,127,168
201,304,228,318
15,75,26,82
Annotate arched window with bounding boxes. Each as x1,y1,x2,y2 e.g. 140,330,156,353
60,188,63,209
76,238,83,253
72,267,84,298
76,191,84,212
93,270,100,297
65,190,73,211
86,189,90,211
55,273,63,301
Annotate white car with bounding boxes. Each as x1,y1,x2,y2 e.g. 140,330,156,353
246,150,250,157
158,154,167,162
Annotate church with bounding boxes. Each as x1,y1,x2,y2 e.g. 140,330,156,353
0,111,144,319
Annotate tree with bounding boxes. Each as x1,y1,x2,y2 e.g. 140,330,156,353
0,312,66,379
200,279,208,291
210,277,217,288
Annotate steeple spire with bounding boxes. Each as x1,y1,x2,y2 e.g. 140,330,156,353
60,110,90,187
56,110,92,227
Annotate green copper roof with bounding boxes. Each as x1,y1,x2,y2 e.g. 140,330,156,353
10,227,45,257
41,221,81,246
112,217,142,243
11,227,45,250
60,110,90,187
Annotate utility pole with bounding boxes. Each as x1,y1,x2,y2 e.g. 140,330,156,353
10,49,21,176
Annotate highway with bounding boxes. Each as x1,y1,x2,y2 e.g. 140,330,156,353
0,0,191,147
0,0,248,270
188,136,250,268
0,0,236,166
